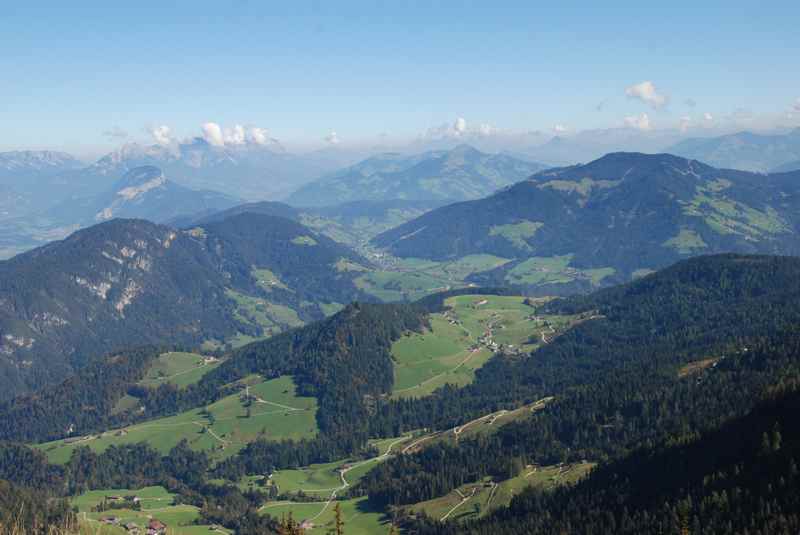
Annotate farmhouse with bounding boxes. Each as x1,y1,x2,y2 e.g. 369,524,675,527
147,519,167,534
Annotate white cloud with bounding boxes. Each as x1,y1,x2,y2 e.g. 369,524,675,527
223,124,246,145
247,127,270,145
454,117,467,135
324,131,340,145
200,122,276,147
625,81,668,109
703,112,714,122
624,113,652,131
423,117,504,140
679,116,692,132
201,122,225,146
149,125,172,146
552,124,568,134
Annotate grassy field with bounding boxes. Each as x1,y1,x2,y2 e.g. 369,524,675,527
663,227,708,253
354,270,452,302
271,459,345,494
137,352,221,389
505,255,576,285
109,394,140,416
74,485,231,535
261,497,388,535
319,301,345,316
253,268,291,291
358,252,615,299
267,435,414,496
227,289,303,331
223,288,305,348
489,220,543,250
291,235,318,245
683,187,790,238
391,295,563,398
257,435,415,534
354,254,511,302
408,462,595,523
74,485,176,512
503,254,616,287
334,258,370,273
38,376,318,464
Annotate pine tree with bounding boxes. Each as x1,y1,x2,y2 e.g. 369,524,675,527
771,422,782,452
328,502,344,535
678,501,691,535
279,512,299,535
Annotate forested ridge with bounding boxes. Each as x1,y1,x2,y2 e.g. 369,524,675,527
0,347,163,442
0,302,431,467
413,384,800,535
0,211,373,401
355,255,800,510
1,254,799,534
373,153,800,285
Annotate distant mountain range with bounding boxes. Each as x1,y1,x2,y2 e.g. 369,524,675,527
0,212,372,399
516,127,686,165
0,141,363,221
0,150,83,179
0,151,86,217
78,139,358,200
668,128,800,172
0,142,381,258
772,159,800,173
47,165,239,226
373,152,800,291
285,144,547,206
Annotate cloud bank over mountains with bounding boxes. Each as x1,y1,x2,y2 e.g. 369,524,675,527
86,83,800,158
141,122,281,151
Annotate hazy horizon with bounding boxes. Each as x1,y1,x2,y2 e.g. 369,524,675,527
2,1,799,158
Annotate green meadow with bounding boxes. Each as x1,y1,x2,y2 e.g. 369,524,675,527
137,352,220,389
503,254,615,286
260,497,388,535
390,295,555,398
74,485,231,534
409,462,595,523
354,254,512,302
258,435,414,534
39,376,318,464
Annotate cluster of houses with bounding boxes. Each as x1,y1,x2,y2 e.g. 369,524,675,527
99,517,167,534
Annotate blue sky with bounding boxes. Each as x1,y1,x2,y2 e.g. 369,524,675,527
2,0,799,155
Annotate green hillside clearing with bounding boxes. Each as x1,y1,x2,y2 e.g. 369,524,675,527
38,375,318,464
390,295,579,398
408,462,595,522
137,352,221,389
74,485,231,534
